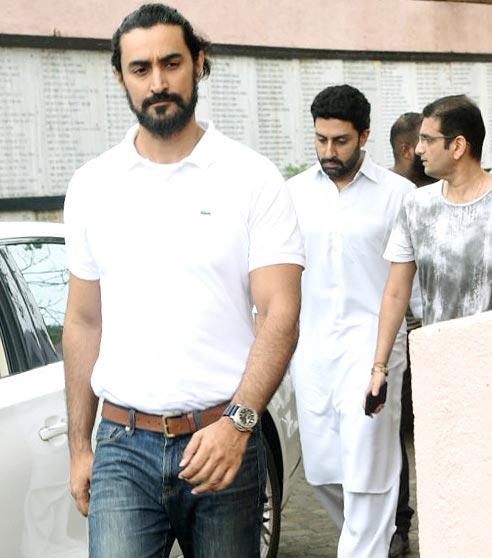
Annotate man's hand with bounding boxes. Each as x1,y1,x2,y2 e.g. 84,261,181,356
178,418,250,494
64,274,100,517
363,371,387,417
70,449,94,516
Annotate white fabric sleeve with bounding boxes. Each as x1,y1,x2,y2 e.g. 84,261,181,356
248,166,305,272
383,200,415,263
64,170,100,280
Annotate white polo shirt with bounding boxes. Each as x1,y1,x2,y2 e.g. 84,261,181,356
64,121,304,414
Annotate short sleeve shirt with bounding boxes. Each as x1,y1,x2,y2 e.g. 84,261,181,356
384,181,492,325
64,121,305,413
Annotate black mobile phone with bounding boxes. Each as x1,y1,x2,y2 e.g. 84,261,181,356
364,382,388,416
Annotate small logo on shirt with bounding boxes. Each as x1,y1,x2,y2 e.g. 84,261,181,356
200,210,212,215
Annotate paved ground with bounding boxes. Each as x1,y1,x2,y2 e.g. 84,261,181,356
278,436,419,557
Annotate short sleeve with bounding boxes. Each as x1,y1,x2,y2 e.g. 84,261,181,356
64,170,100,280
248,166,305,271
383,198,415,263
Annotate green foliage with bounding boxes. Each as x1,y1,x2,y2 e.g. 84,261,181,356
283,162,309,179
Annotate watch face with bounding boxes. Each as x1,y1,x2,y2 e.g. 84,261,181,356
237,407,257,428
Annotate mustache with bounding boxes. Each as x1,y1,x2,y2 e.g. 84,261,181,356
141,91,185,111
320,157,343,166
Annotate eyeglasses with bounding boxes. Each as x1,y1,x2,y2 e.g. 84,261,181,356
418,133,456,145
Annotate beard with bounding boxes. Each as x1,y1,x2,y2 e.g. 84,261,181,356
319,142,362,179
125,77,198,139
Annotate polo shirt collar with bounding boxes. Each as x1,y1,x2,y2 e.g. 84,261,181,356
185,121,219,169
119,120,218,171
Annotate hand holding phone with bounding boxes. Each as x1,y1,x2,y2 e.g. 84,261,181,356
364,381,387,416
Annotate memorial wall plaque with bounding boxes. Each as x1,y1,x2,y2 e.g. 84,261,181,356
103,64,136,147
342,61,381,158
299,59,344,164
1,45,492,204
378,63,419,164
253,58,301,170
207,57,258,148
0,49,40,197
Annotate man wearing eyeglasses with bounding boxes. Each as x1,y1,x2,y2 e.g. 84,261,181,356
388,112,435,558
367,93,492,430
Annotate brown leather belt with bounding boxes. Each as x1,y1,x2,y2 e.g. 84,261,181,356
102,400,228,438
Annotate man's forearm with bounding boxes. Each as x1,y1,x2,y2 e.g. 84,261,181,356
373,261,416,367
233,309,299,413
374,290,409,366
63,319,101,455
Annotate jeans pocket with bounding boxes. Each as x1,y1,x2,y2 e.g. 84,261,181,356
96,419,128,445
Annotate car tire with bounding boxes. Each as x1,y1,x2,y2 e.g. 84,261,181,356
261,439,282,558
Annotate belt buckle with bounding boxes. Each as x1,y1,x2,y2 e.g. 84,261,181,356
161,410,183,438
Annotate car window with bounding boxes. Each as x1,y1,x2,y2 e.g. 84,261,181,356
6,242,68,359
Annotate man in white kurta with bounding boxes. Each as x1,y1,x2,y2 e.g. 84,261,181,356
288,84,414,557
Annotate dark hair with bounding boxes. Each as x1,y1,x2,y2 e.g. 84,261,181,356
111,3,211,78
390,112,423,159
422,95,485,161
310,84,370,133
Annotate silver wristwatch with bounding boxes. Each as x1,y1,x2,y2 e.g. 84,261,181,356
223,403,258,432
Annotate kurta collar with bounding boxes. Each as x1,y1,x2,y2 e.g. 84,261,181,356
354,151,378,184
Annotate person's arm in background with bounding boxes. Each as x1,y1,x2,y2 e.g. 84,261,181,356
63,274,101,516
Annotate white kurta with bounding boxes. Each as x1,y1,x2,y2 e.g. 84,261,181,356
288,154,414,493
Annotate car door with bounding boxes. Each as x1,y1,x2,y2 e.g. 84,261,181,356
0,238,87,558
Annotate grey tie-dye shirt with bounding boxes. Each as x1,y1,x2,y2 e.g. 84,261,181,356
384,181,492,325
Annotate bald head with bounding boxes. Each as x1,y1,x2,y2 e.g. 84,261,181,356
390,112,422,162
389,112,434,186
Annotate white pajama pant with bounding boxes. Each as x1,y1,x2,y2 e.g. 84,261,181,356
313,481,399,558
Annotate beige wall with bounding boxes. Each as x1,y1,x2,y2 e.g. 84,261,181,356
409,311,492,558
2,0,492,54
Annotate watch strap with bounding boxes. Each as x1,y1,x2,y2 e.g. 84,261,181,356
223,403,240,417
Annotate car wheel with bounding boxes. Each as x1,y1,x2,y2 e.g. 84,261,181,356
261,439,281,558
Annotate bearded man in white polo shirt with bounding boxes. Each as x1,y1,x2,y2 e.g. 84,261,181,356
62,4,304,558
287,84,413,557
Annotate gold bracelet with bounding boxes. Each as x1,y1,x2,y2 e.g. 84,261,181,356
371,363,389,376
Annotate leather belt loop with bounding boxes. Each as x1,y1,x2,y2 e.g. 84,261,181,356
125,409,136,435
192,409,202,430
186,411,198,434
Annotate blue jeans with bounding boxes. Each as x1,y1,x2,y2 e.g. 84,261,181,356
88,418,267,558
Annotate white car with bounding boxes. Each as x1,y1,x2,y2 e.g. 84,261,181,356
0,221,301,558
